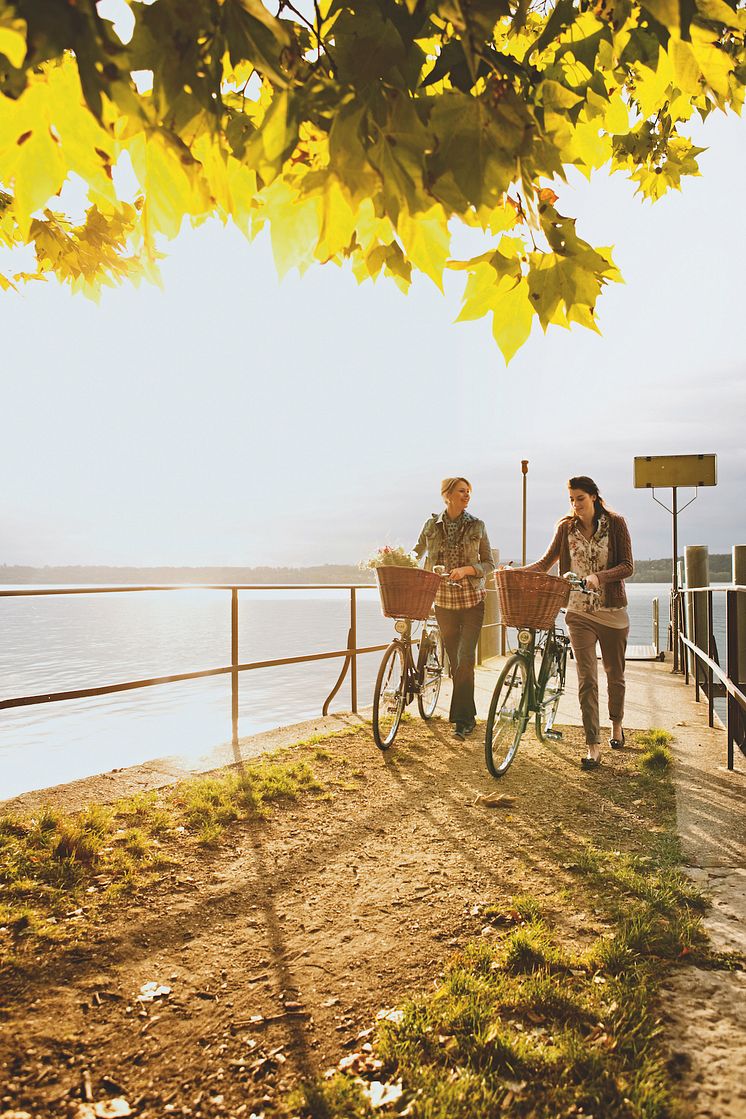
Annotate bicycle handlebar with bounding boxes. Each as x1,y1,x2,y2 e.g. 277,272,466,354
562,573,591,593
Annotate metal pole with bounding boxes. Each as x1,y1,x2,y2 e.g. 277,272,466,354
350,588,358,714
726,589,739,770
671,486,679,673
521,460,529,567
231,588,239,747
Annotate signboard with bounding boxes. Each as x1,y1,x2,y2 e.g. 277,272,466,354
633,454,717,489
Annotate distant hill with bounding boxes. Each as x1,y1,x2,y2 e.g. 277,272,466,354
629,555,731,583
0,556,733,585
0,563,376,586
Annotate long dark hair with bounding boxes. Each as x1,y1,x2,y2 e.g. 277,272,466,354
567,476,613,532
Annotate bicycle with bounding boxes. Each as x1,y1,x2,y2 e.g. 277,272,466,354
484,573,587,778
372,615,445,750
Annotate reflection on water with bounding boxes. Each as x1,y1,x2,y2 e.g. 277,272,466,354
0,590,391,799
0,584,716,799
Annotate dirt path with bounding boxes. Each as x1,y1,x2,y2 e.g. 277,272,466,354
1,699,745,1119
1,716,669,1119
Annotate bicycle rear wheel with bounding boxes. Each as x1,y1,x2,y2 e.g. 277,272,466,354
535,637,567,743
417,628,444,720
485,655,528,778
373,642,407,750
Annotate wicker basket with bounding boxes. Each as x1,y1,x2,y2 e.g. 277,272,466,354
375,566,441,620
494,569,570,629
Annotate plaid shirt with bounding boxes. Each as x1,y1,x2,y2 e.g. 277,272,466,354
414,511,494,611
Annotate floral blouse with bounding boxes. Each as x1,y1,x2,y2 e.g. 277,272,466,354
567,515,610,614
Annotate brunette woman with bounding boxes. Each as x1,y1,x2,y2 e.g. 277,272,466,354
527,476,634,769
414,477,495,740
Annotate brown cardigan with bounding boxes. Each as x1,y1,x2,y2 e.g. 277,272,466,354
526,512,634,607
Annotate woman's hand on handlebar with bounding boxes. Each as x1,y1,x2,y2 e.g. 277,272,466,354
563,572,594,593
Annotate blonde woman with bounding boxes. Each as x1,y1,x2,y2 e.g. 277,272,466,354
414,477,495,739
527,476,634,769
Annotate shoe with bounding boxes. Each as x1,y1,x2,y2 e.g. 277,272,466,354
609,730,625,750
580,753,601,770
462,721,476,736
454,724,466,740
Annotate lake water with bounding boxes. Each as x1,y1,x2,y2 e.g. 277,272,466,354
0,583,725,800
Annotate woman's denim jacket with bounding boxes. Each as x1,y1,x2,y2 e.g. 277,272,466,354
413,512,495,594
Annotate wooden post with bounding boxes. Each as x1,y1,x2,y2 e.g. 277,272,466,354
684,546,709,684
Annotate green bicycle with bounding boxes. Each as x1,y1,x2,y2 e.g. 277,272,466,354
484,572,587,778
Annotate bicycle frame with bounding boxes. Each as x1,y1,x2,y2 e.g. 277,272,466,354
371,615,444,750
515,625,569,723
484,622,570,777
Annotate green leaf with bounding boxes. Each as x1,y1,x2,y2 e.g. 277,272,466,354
333,6,424,91
527,250,605,329
429,90,532,208
367,90,431,220
222,0,291,88
529,0,577,59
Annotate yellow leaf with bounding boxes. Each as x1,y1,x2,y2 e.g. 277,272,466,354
570,118,612,170
351,198,393,254
491,276,533,363
47,61,116,203
602,90,630,136
127,130,210,239
690,25,733,101
396,206,450,289
262,178,319,275
0,83,66,235
669,39,704,97
635,49,674,118
0,18,27,69
316,176,357,259
455,261,501,322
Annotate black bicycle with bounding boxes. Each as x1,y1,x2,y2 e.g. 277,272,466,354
372,616,444,749
484,574,587,778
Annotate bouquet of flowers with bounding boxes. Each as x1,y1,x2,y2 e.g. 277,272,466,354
362,545,419,570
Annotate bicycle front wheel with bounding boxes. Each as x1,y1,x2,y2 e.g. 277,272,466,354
417,628,444,720
536,638,566,743
372,642,407,750
485,655,529,778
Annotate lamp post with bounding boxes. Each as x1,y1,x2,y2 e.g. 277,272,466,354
521,460,529,566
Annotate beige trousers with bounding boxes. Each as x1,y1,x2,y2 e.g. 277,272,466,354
566,612,628,746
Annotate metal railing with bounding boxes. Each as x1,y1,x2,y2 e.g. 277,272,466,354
671,585,746,769
0,584,388,747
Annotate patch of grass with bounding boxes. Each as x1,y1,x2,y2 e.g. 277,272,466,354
640,743,674,772
636,728,674,749
635,728,675,774
0,736,336,965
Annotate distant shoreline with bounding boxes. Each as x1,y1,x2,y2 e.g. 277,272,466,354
0,557,732,586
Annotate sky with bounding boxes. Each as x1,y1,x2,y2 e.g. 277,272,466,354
2,99,745,571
